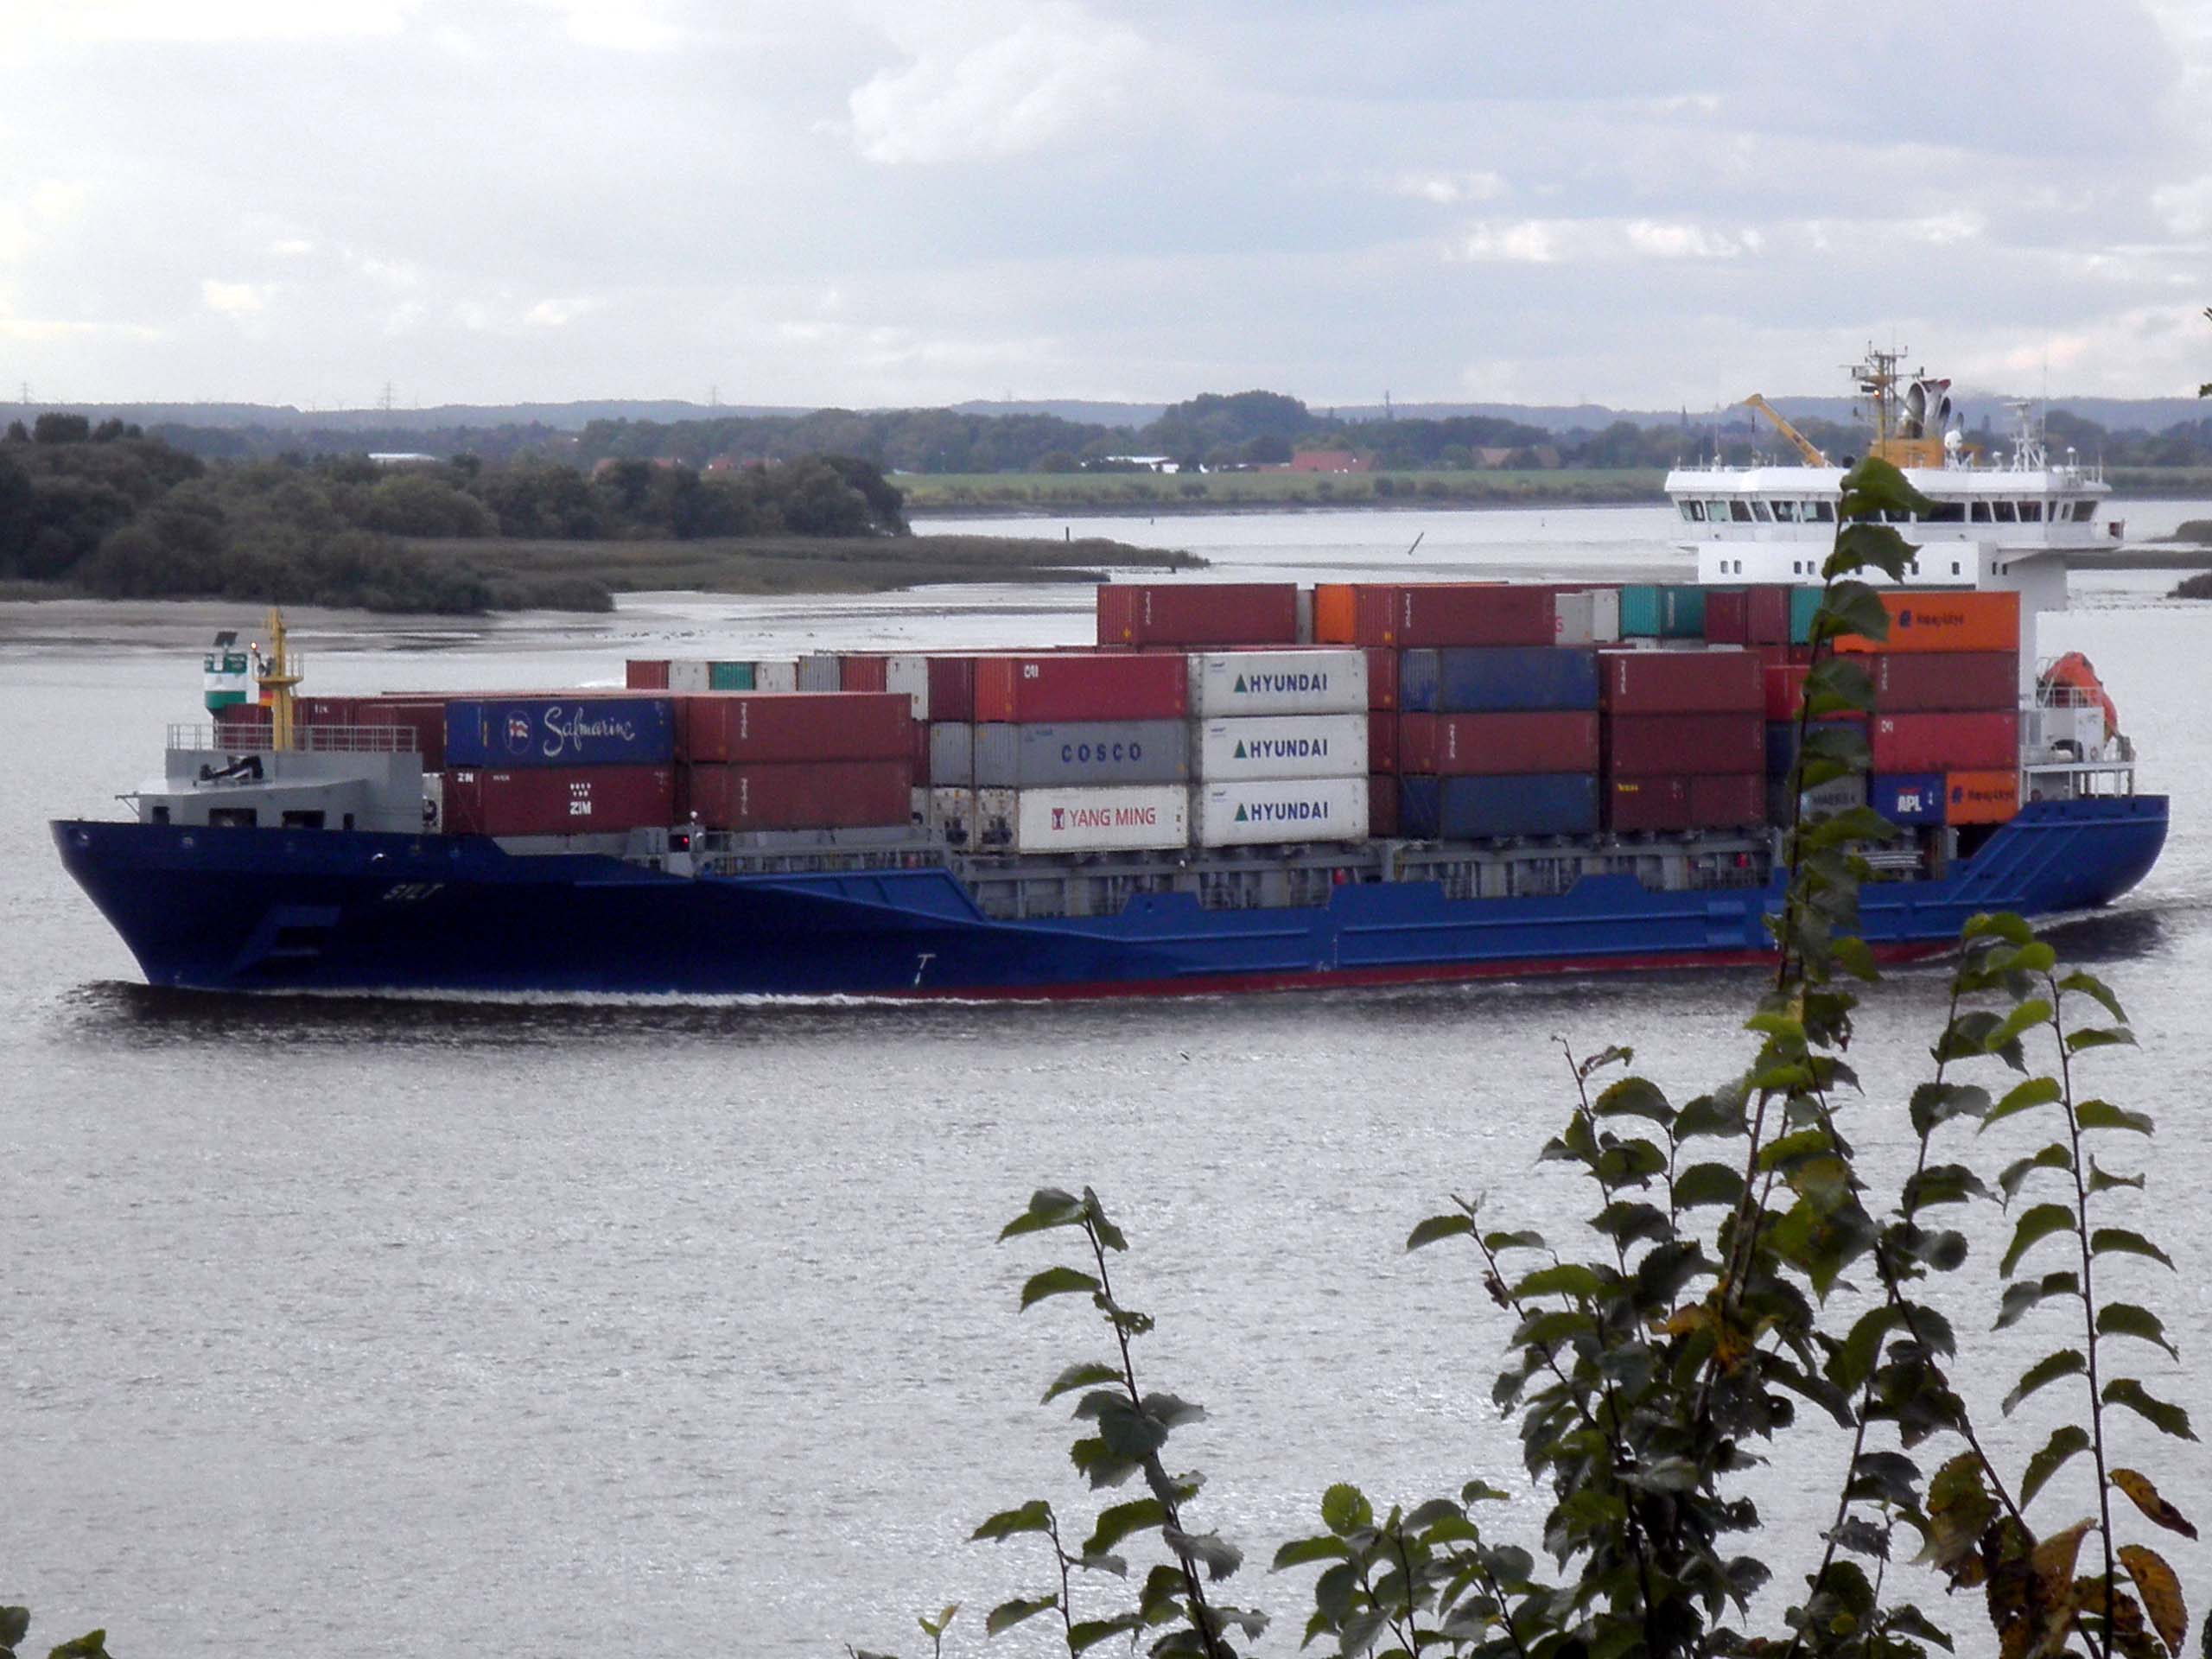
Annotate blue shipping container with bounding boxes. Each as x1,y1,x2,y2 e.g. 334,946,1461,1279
1764,718,1866,779
1788,587,1823,645
1870,772,1946,826
446,696,676,768
1400,647,1599,713
1399,772,1599,839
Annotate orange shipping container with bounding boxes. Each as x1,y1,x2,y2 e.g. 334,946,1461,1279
1836,590,2018,655
1313,583,1363,644
1944,769,2020,825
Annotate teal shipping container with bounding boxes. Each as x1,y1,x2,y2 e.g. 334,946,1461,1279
1618,585,1707,638
1789,587,1823,645
707,661,756,690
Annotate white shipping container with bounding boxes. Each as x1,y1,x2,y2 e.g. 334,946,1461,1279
998,785,1190,854
669,660,711,693
1194,713,1368,779
1295,588,1315,645
797,654,841,692
885,653,931,720
1187,648,1368,716
1554,589,1622,645
927,786,976,840
753,661,799,693
1192,776,1370,847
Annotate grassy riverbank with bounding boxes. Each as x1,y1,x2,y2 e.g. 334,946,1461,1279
898,467,1669,513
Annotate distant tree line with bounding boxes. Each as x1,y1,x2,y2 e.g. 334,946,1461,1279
0,416,910,612
137,387,2212,480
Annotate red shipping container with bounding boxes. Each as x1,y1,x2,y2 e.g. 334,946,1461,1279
295,696,359,727
972,653,1186,722
1607,775,1690,832
1400,711,1601,775
679,692,911,763
927,657,977,722
443,766,673,836
1369,776,1400,837
1366,647,1399,710
1599,648,1764,713
1368,712,1399,773
1688,772,1765,830
1605,714,1765,775
213,702,271,742
1357,583,1554,648
1764,663,1872,723
626,659,671,690
840,655,889,693
910,718,932,786
358,696,449,767
1704,588,1750,645
1871,712,2019,772
1746,586,1791,645
1096,583,1300,646
1869,652,2018,712
682,761,912,830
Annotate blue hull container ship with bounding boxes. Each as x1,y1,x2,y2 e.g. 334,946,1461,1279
50,364,2168,1001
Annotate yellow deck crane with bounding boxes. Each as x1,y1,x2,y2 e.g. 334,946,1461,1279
1740,393,1828,466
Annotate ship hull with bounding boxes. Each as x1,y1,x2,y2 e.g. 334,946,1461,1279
52,797,2168,1000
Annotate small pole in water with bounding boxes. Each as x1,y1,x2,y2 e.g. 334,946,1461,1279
1406,531,1425,558
1065,525,1070,541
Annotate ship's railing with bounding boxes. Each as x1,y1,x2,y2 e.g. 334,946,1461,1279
169,721,419,753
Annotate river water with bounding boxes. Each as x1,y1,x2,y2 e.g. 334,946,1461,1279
5,505,2209,1656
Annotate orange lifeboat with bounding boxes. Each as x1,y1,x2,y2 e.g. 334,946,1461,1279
2040,652,2119,741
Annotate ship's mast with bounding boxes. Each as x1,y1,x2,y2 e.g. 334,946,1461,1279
255,607,303,752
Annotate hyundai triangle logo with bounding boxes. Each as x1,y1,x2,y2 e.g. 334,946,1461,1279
1233,675,1248,693
1233,740,1248,758
1234,804,1249,822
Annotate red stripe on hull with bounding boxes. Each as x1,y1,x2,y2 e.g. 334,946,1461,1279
901,940,1953,1002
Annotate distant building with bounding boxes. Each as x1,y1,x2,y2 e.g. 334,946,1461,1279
367,451,439,467
1086,454,1185,474
1282,450,1376,474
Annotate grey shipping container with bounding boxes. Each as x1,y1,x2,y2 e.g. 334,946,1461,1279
929,721,976,786
972,721,1190,787
797,654,842,692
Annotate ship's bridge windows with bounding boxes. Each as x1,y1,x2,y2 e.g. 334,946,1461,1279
1925,501,1965,523
1771,499,1799,523
1811,501,1835,523
1728,499,1753,522
1749,499,1773,522
1993,500,2018,523
1951,561,1962,575
1681,499,1706,522
1706,499,1731,521
2020,500,2044,522
1970,501,1993,523
2072,500,2096,522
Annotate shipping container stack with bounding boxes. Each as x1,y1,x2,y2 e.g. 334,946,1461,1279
442,693,678,836
1843,591,2024,831
673,690,912,831
1599,649,1767,833
963,652,1194,854
1185,646,1370,848
625,658,800,693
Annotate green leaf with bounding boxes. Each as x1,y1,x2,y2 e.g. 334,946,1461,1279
2112,1468,2200,1541
973,1499,1055,1542
2000,1203,2076,1276
1162,1525,1243,1581
1085,1497,1166,1558
1983,1075,2063,1129
1674,1093,1748,1138
1042,1362,1123,1404
1001,1187,1086,1239
1995,1270,2080,1330
1020,1265,1102,1311
1839,454,1938,519
2103,1378,2197,1440
1514,1262,1604,1300
1830,520,1917,582
1273,1535,1351,1570
1077,1187,1128,1253
1986,999,2054,1056
1592,1076,1672,1122
2090,1228,2176,1270
1405,1214,1473,1251
43,1637,108,1659
1462,1478,1510,1503
1083,1393,1170,1461
1910,1081,1990,1136
1673,1160,1745,1209
0,1610,25,1650
1068,1615,1147,1654
2020,1423,2091,1510
2085,1157,2145,1196
1998,1143,2072,1205
1068,1436,1141,1489
1817,580,1893,643
918,1604,958,1638
2057,969,2128,1023
1321,1482,1373,1535
1904,1162,1987,1211
2098,1302,2179,1360
1482,1228,1546,1253
2002,1349,2087,1415
2075,1099,2154,1135
2064,1025,2135,1053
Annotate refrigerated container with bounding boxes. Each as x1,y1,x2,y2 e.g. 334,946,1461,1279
884,653,931,718
1192,776,1369,846
1192,714,1368,780
1553,588,1622,645
977,785,1190,853
668,661,711,694
1186,648,1368,716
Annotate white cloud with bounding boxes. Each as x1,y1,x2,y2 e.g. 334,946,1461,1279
543,0,683,53
200,278,271,316
2151,175,2212,236
846,3,1151,164
0,180,89,264
1385,169,1507,206
1452,217,1759,264
524,296,599,327
15,0,421,43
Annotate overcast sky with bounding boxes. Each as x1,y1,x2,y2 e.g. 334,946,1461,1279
6,0,2212,411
